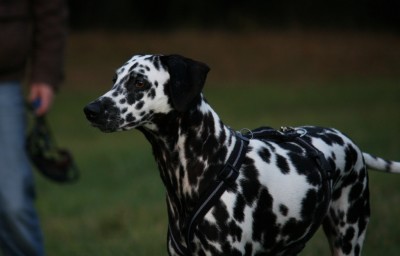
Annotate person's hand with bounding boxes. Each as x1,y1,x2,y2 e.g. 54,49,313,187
29,83,55,116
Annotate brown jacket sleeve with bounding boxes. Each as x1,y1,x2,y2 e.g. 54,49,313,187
29,0,68,90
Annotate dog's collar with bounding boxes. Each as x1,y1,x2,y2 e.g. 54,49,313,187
168,131,249,255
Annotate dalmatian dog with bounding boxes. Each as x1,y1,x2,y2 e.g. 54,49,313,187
84,54,400,256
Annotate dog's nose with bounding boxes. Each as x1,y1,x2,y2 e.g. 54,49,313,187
84,101,101,121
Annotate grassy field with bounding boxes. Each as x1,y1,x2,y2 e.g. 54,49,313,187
33,30,400,255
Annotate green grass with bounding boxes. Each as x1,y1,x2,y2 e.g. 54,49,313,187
34,79,400,255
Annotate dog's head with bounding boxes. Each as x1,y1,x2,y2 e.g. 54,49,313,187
84,54,209,132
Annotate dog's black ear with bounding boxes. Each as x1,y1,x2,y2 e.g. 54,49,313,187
160,54,210,112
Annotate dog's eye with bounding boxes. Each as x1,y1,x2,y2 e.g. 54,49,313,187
126,74,147,91
135,80,145,88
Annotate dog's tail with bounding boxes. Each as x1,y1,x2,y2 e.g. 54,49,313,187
363,152,400,173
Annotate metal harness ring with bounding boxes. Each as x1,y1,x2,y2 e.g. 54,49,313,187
239,128,254,139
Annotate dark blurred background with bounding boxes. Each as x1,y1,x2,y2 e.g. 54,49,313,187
64,0,400,89
68,0,400,31
36,2,400,255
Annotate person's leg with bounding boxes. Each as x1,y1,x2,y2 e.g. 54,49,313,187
0,82,45,256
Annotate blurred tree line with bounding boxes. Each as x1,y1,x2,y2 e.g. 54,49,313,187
68,0,399,31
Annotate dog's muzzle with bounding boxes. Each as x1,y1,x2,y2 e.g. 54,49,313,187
84,99,120,132
84,101,102,123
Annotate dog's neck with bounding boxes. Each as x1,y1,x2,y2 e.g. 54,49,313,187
138,95,236,217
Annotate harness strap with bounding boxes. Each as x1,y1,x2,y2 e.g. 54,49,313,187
185,132,249,251
249,126,333,179
169,132,249,255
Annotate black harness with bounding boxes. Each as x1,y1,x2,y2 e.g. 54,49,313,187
168,127,333,255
